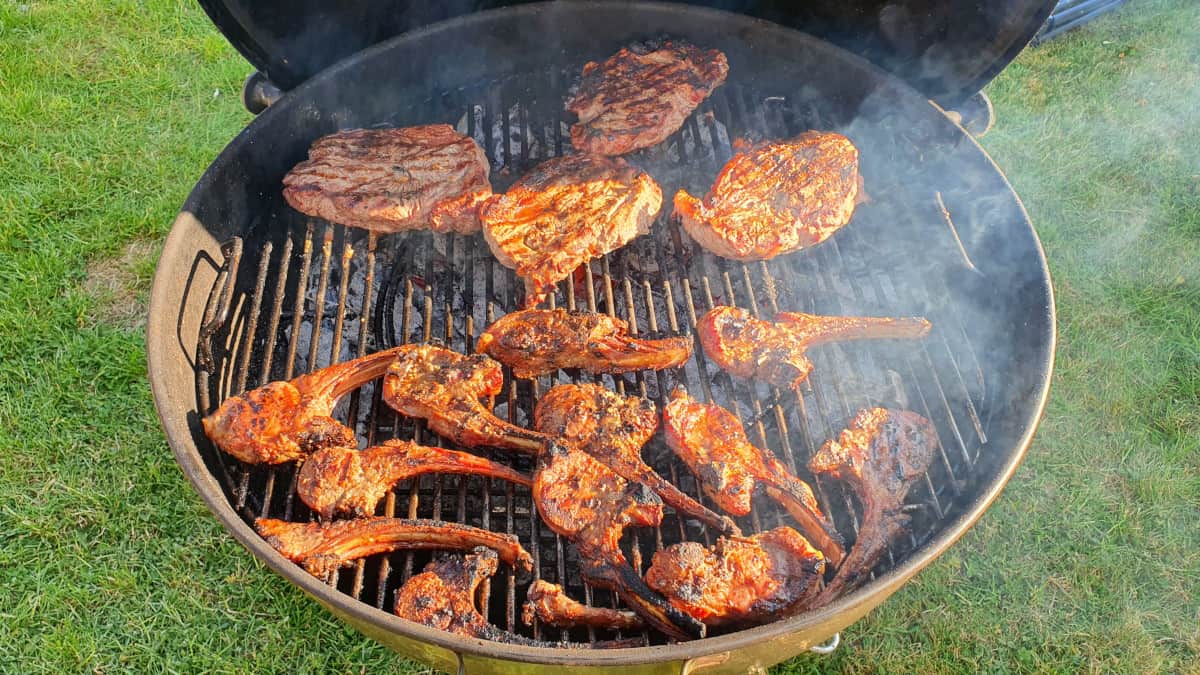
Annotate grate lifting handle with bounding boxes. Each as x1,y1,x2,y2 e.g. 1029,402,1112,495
197,237,244,372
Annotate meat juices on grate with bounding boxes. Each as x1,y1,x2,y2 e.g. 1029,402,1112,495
282,125,491,234
202,346,408,465
480,153,662,307
256,517,532,579
809,408,937,604
297,440,532,520
535,383,739,536
645,526,825,628
566,39,729,156
673,131,861,261
522,579,645,632
476,308,692,378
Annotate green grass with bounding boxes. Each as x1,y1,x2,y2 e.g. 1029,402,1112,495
0,0,1197,672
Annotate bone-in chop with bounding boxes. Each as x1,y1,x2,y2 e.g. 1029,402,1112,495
476,308,692,378
697,306,931,392
382,344,550,454
522,579,645,633
256,517,532,579
662,387,844,564
532,441,706,640
566,39,729,156
645,526,825,628
673,131,861,261
480,153,661,306
297,440,532,520
809,408,937,604
202,346,407,465
535,383,738,536
282,125,491,234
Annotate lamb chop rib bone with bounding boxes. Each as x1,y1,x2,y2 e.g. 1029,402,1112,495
522,579,645,633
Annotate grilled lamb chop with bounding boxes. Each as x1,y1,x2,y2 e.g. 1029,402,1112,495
297,440,532,520
645,527,825,628
809,408,937,603
535,383,738,536
282,125,491,234
662,387,843,564
256,517,532,579
533,441,706,640
202,346,407,465
480,154,662,306
382,344,549,454
566,39,729,156
673,131,861,260
522,579,645,633
476,308,692,378
697,306,931,392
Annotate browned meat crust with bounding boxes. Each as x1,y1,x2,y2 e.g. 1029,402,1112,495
201,346,407,465
674,131,860,260
662,387,843,565
645,527,825,628
696,306,931,392
566,39,729,156
535,383,738,536
256,517,532,579
282,125,491,234
476,308,692,378
297,440,532,520
381,344,549,454
480,154,661,306
808,408,937,603
522,579,645,632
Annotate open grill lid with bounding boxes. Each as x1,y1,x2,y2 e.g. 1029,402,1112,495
198,0,1054,108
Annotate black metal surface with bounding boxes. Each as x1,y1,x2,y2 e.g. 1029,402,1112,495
199,0,1053,107
149,2,1054,666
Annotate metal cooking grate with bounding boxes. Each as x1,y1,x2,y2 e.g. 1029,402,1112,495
196,70,990,646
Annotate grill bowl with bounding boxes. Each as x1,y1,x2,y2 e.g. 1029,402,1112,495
148,3,1054,672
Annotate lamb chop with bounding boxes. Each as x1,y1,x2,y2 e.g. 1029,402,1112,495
282,125,491,234
673,131,861,261
480,153,661,306
533,441,706,640
256,517,532,579
566,39,729,156
297,440,532,520
697,306,931,392
662,387,844,564
645,527,825,628
535,383,738,537
809,408,937,603
202,346,407,465
381,344,549,454
476,308,692,378
522,579,645,633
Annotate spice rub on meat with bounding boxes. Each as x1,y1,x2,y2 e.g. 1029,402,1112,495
282,125,491,234
480,153,662,306
566,39,729,156
674,131,861,260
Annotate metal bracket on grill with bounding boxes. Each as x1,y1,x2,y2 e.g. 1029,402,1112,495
808,632,841,655
197,237,244,373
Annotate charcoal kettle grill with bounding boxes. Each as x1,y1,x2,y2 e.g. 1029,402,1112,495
147,2,1057,672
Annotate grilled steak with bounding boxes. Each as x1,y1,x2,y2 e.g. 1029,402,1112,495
480,153,661,306
282,125,491,234
567,39,729,156
674,131,861,260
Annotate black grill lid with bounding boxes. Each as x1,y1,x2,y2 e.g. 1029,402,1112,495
199,0,1053,106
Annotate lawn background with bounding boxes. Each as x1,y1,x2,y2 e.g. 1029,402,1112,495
0,0,1196,672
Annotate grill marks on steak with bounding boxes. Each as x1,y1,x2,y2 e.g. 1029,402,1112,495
674,131,861,260
282,125,491,234
480,153,662,306
567,39,729,156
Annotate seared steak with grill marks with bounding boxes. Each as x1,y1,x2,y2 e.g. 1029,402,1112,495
480,154,661,306
282,125,491,234
566,39,729,156
674,131,861,260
